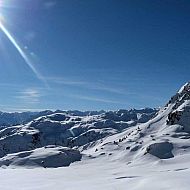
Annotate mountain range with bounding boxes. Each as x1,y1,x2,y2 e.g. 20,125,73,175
0,83,190,190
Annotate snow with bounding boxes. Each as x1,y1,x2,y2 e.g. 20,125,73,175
147,142,174,159
0,146,82,168
0,154,189,190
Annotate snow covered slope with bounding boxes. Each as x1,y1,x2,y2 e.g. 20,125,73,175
83,82,190,164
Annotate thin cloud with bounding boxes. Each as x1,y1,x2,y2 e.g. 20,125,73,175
49,77,86,86
47,76,133,95
0,106,44,113
44,1,57,9
24,31,36,42
16,88,41,104
71,95,122,104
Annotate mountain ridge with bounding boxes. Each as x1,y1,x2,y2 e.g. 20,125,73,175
0,83,190,169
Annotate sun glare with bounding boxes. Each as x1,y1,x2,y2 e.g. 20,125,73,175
0,0,8,8
0,10,47,86
0,14,4,24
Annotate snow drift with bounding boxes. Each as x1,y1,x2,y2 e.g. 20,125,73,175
0,145,81,168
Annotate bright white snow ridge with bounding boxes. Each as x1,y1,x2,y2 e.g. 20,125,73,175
0,83,190,189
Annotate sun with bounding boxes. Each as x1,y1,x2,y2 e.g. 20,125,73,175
0,0,9,9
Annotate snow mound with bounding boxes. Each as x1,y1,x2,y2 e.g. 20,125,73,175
146,142,174,159
0,145,82,168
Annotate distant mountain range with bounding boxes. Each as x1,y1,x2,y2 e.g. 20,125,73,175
0,108,157,126
0,82,190,169
0,107,157,167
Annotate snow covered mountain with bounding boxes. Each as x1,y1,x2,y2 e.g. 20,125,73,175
1,80,190,169
0,110,54,126
0,108,157,167
0,109,156,126
85,82,190,161
1,81,190,168
0,110,105,126
0,83,190,189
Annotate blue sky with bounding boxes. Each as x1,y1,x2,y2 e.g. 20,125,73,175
0,0,190,111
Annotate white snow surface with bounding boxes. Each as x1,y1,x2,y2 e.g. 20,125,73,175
0,154,189,190
0,83,190,189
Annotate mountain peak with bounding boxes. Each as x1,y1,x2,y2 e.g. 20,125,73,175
166,82,190,107
178,82,190,94
164,82,190,129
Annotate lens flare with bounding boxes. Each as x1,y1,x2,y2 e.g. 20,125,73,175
0,14,4,24
0,0,3,8
0,22,47,86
